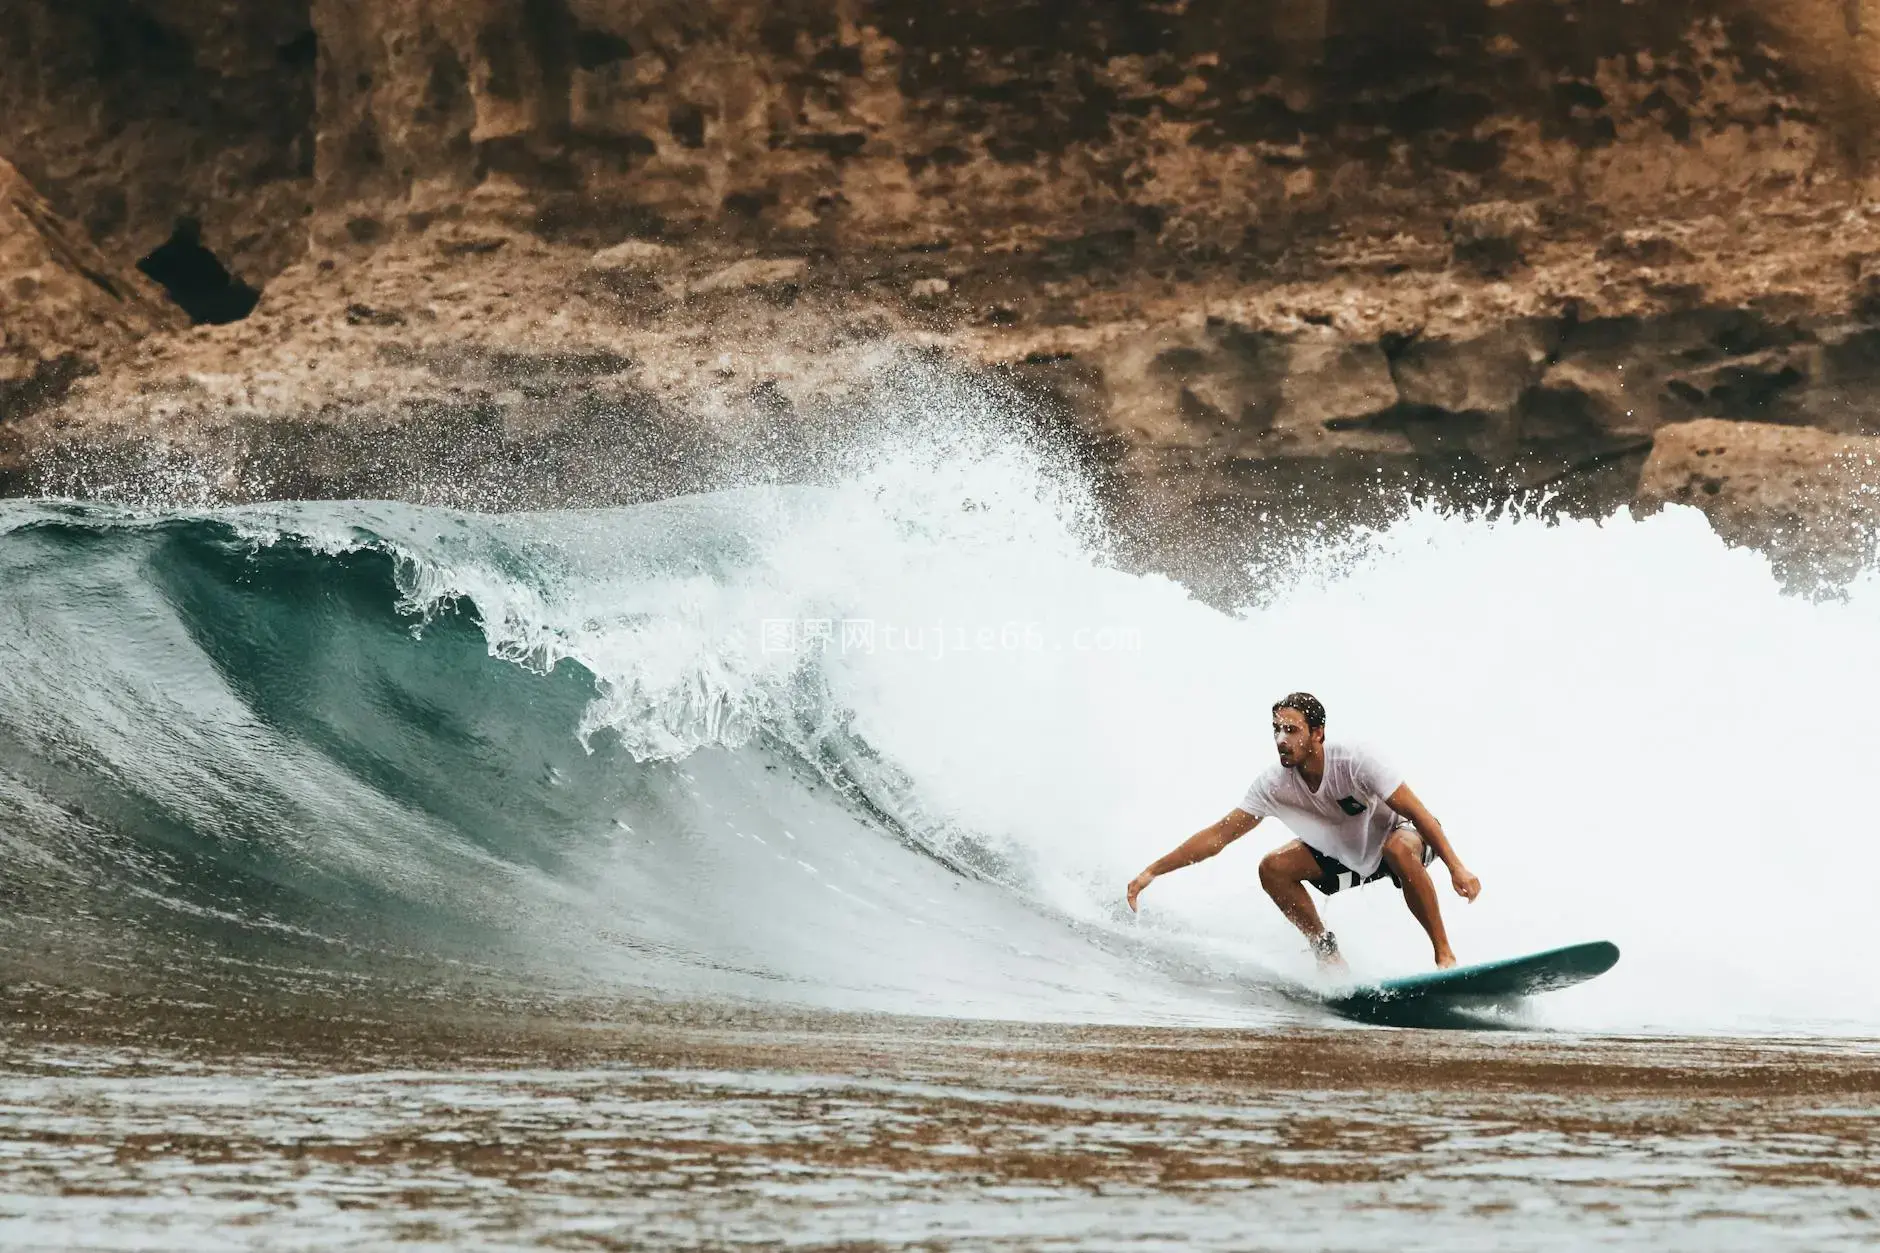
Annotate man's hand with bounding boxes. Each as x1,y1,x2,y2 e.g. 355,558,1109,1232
1126,869,1156,912
1449,864,1482,902
1125,810,1258,914
1385,784,1478,904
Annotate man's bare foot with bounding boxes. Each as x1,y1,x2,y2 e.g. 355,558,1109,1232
1311,931,1348,975
1435,949,1459,969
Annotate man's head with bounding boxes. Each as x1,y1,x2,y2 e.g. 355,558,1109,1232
1271,692,1326,769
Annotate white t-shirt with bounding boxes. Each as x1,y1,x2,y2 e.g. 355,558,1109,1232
1236,742,1405,876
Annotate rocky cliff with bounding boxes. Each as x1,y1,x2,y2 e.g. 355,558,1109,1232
0,157,179,443
7,0,1880,594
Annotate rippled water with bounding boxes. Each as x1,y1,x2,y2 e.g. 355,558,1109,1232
3,1014,1875,1250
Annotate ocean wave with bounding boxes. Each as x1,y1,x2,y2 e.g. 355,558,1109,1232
3,458,1878,1034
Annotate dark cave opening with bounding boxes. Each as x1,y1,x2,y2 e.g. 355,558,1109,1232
136,218,261,324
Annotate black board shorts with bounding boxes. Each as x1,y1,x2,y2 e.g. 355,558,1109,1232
1307,824,1433,896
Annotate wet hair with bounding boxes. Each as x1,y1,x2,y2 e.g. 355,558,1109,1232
1272,691,1326,731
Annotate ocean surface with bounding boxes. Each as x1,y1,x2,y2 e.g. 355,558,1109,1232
2,409,1877,1246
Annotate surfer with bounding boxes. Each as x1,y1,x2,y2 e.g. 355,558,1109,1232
1126,692,1481,971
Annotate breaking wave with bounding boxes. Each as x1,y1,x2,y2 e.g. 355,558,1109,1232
2,411,1876,1036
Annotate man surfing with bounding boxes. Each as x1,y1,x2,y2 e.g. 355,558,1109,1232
1126,692,1481,971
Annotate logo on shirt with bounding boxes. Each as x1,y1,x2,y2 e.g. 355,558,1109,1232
1336,795,1367,816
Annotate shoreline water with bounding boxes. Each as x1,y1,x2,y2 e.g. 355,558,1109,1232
4,992,1876,1250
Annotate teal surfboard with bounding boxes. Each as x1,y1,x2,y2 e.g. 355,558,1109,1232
1323,940,1620,1028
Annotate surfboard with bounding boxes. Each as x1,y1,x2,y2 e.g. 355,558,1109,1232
1322,940,1620,1028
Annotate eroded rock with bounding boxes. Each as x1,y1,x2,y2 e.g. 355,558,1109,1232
688,257,809,297
0,158,179,428
587,240,678,273
1636,418,1880,585
1391,322,1556,456
1449,201,1541,276
0,0,314,282
1280,341,1400,441
12,0,1880,594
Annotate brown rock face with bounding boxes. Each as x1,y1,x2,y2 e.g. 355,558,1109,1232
0,0,316,283
299,0,1849,252
10,0,1880,595
0,158,179,460
1636,418,1880,586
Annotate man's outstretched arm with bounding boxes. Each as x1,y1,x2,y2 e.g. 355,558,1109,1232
1127,809,1262,912
1386,783,1482,901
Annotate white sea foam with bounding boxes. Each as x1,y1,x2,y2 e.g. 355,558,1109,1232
481,406,1880,1035
785,474,1880,1035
